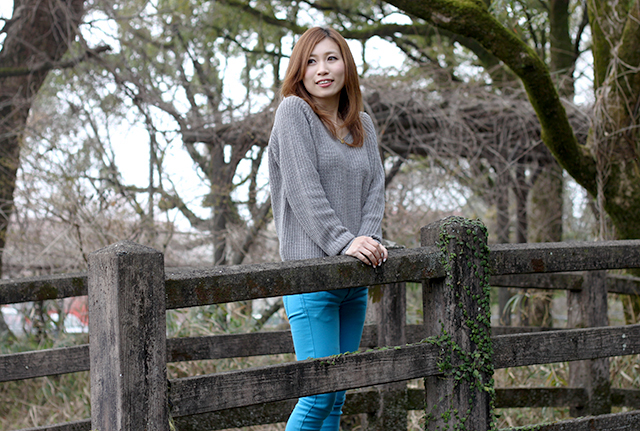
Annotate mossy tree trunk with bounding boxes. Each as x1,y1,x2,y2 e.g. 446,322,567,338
385,0,640,242
587,0,640,320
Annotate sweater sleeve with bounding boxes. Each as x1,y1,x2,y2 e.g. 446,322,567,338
272,97,355,256
356,113,385,243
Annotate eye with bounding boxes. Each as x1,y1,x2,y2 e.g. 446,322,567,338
328,55,338,61
307,58,316,65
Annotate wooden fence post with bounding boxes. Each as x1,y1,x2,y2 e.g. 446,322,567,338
368,282,408,430
88,241,169,431
568,270,611,416
421,217,493,430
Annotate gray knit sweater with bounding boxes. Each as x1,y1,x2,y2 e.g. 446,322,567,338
268,96,385,261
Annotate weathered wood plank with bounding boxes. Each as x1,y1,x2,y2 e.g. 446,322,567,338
167,331,294,361
0,326,378,382
491,326,555,335
172,391,380,431
401,388,640,410
169,341,442,417
171,400,296,430
490,272,640,296
3,241,639,308
165,247,444,308
611,388,640,409
489,240,640,275
490,273,584,290
0,345,89,382
14,420,91,431
568,270,611,416
500,409,640,431
421,217,493,430
5,323,636,382
0,273,87,305
493,324,640,369
88,241,169,431
13,389,640,431
369,282,408,429
5,322,634,382
495,388,586,408
608,274,640,295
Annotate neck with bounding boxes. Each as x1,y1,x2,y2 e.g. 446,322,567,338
314,96,340,124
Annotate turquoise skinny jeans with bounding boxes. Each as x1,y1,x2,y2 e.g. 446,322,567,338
283,286,368,431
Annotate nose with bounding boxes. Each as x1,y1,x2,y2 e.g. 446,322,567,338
316,60,329,74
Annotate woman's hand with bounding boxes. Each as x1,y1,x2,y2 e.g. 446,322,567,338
345,236,388,267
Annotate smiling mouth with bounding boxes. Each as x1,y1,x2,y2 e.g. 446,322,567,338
316,79,333,86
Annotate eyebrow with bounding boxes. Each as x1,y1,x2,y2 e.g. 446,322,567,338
309,50,340,57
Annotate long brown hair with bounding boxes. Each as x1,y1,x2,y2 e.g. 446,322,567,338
281,27,364,147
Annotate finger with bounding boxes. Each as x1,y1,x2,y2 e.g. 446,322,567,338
356,250,373,266
380,245,388,261
345,246,373,266
367,242,384,265
358,247,377,266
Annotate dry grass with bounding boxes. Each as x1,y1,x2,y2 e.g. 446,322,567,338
0,372,91,430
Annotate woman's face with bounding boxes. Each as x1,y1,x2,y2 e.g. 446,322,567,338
303,38,345,108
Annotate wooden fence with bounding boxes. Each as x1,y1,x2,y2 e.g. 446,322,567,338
2,216,640,430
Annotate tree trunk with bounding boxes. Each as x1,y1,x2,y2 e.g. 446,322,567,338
0,0,85,340
549,0,576,99
0,0,85,270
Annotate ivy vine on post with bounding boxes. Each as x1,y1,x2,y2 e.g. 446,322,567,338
421,216,496,430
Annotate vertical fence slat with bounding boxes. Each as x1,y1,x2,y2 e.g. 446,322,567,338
88,241,169,431
421,217,493,431
368,282,408,430
568,270,611,416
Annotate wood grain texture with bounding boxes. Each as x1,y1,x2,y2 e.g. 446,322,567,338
0,273,86,305
3,241,639,308
0,345,89,382
489,240,640,275
421,217,493,430
568,270,611,416
15,420,91,431
493,324,640,368
165,246,444,308
169,342,442,417
88,241,168,431
501,409,640,431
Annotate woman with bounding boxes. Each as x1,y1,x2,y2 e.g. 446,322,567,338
268,27,387,431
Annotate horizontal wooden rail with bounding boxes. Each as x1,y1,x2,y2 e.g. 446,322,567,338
169,341,442,417
164,246,443,308
0,325,375,382
612,389,640,409
501,409,640,431
18,420,90,431
0,344,89,382
493,324,640,368
489,240,640,275
490,272,640,294
18,387,640,431
3,323,638,382
0,272,87,305
607,274,640,295
0,247,443,307
496,388,585,408
490,273,584,290
3,240,640,307
169,324,640,417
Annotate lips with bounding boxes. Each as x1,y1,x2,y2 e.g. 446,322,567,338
316,79,333,87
